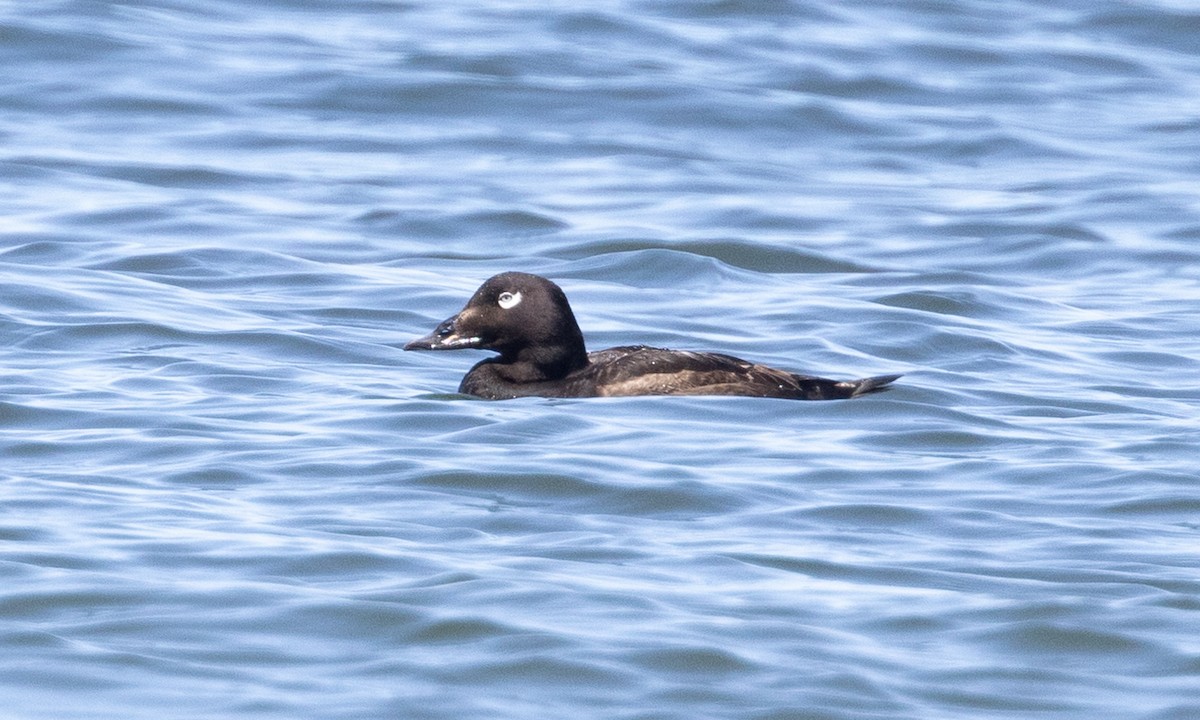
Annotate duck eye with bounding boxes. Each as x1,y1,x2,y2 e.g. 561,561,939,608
497,291,522,310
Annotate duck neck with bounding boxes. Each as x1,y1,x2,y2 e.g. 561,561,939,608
501,326,588,382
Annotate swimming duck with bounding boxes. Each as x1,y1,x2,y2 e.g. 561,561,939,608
404,272,900,400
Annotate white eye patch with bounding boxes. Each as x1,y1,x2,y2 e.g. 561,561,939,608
497,291,522,309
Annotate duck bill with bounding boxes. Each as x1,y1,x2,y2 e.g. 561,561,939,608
403,315,484,351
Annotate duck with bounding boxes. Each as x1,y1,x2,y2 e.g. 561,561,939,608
404,272,901,400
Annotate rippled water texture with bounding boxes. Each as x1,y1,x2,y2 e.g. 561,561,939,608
3,1,1199,719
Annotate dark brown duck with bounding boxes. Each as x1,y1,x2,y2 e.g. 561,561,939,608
404,272,901,400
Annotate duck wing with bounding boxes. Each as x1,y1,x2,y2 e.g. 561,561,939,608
585,346,899,400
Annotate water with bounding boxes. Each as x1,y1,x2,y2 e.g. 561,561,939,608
3,1,1199,718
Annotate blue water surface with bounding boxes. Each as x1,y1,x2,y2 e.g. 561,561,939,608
3,1,1199,718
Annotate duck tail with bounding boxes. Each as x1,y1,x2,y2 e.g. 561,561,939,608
848,374,903,398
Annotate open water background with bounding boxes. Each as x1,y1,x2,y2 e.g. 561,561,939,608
3,1,1199,718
